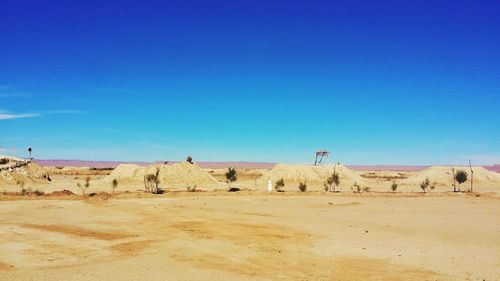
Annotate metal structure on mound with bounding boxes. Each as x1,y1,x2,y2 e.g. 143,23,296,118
314,150,330,166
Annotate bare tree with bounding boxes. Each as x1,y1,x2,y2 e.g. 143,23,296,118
77,177,91,195
469,160,474,192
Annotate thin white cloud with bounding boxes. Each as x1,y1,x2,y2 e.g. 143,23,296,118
0,111,39,120
0,108,86,120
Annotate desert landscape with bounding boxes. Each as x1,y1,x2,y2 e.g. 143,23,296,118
0,155,499,280
2,1,499,280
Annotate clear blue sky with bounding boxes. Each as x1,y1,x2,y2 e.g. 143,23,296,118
1,0,499,165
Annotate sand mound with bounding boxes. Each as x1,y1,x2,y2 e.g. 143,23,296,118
103,162,221,190
145,162,219,188
104,164,145,184
401,166,500,191
258,164,367,191
0,156,51,186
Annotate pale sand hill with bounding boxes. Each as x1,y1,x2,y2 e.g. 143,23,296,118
144,162,222,189
257,164,368,191
103,162,223,190
103,164,145,185
400,166,500,192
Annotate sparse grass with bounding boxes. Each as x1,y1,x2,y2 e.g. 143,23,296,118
186,185,197,192
152,187,165,194
20,188,45,196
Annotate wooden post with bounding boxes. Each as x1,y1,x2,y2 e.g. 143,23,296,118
452,168,456,192
469,160,474,193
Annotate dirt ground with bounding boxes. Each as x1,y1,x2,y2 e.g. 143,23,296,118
0,192,498,281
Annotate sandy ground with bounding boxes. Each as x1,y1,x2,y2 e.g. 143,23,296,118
0,192,498,281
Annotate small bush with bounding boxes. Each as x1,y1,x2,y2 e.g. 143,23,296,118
325,172,340,192
298,182,307,192
420,178,436,193
455,170,468,191
186,185,197,192
391,181,398,192
225,167,238,186
275,178,285,191
144,168,160,194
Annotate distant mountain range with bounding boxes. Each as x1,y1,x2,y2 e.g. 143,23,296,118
33,159,500,173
